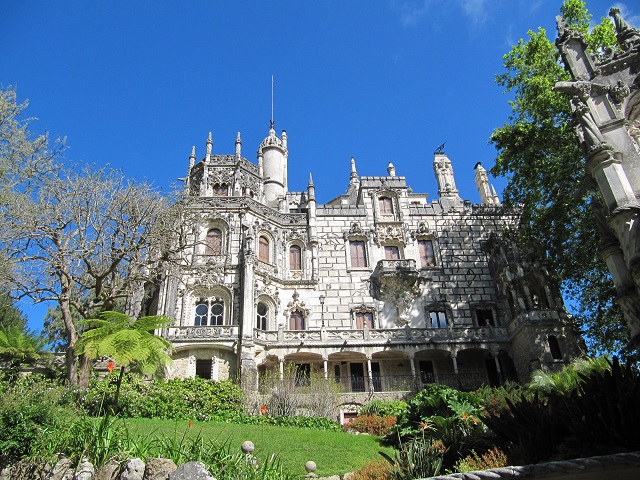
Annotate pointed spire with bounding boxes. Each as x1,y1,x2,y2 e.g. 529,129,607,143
235,132,242,159
281,130,287,150
205,132,212,163
308,172,314,187
387,162,396,177
308,173,315,201
189,146,196,168
349,157,359,185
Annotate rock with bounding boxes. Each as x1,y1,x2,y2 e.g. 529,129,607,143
342,473,355,480
95,460,120,480
143,458,177,480
51,456,74,480
119,458,146,480
74,457,95,480
318,476,340,480
167,462,216,480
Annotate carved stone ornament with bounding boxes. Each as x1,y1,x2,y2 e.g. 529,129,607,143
282,228,307,246
343,222,372,241
411,222,432,239
629,118,640,156
283,290,310,319
608,81,631,106
374,223,408,246
192,257,225,289
371,260,419,326
255,278,281,309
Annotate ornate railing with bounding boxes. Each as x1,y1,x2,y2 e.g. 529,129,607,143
165,325,239,341
253,326,509,345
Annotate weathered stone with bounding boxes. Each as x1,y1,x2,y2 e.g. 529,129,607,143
51,456,74,480
119,458,145,480
143,458,177,480
167,462,215,480
94,459,120,480
342,473,355,480
74,457,95,480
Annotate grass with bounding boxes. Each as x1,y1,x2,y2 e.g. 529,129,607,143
119,417,394,477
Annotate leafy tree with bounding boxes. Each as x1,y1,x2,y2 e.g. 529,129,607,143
489,0,625,354
0,326,49,380
0,291,27,331
74,311,173,408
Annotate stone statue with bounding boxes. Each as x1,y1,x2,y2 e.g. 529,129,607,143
610,7,640,51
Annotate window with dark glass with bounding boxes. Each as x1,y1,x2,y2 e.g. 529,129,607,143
195,359,212,379
548,335,562,360
428,310,447,328
194,298,225,326
384,245,400,260
289,310,305,330
355,311,374,329
258,236,269,262
418,239,436,267
256,302,268,330
476,308,495,327
349,240,368,268
205,228,222,255
290,245,302,270
379,197,393,215
211,183,228,196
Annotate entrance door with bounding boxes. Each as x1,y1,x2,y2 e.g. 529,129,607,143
350,363,365,392
485,358,500,387
371,362,382,392
419,360,435,384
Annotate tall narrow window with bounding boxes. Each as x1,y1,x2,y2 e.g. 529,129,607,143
256,302,268,330
355,312,374,329
379,197,393,215
384,245,400,260
194,299,209,326
418,240,436,267
350,240,368,268
289,310,305,330
259,236,270,262
194,298,225,326
428,310,447,328
205,228,222,255
476,308,495,327
210,300,224,325
548,335,562,360
290,245,302,271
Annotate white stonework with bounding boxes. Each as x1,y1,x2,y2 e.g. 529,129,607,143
152,125,583,393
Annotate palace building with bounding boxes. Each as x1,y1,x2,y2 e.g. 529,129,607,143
150,123,583,396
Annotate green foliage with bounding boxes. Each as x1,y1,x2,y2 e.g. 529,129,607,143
381,435,446,479
527,355,610,397
471,381,530,416
0,375,79,466
82,375,244,420
490,0,625,355
0,291,27,331
360,399,408,417
482,358,640,464
454,447,508,473
0,326,48,367
349,415,397,436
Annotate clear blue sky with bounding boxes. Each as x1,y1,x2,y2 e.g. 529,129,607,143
1,0,636,331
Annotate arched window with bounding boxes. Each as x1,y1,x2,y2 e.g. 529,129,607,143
548,335,562,360
259,236,270,262
290,245,302,271
418,239,436,267
256,302,268,330
379,196,393,215
289,310,305,330
205,228,223,255
211,183,228,196
194,298,225,326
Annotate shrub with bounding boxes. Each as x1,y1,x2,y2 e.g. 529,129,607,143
349,414,397,436
454,447,508,473
209,410,341,431
381,436,445,479
360,399,408,418
471,382,529,416
82,376,244,420
351,457,392,480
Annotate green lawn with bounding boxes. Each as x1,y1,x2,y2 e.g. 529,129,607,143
119,417,394,477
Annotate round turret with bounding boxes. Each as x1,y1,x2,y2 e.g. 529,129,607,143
259,122,288,208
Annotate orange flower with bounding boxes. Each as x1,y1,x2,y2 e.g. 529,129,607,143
188,419,194,428
260,405,267,415
107,361,115,373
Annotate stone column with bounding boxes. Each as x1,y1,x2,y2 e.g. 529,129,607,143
323,359,328,381
492,351,503,384
279,357,284,382
409,355,417,391
366,357,374,393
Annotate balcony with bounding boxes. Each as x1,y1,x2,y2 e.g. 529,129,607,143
165,325,239,342
370,259,420,326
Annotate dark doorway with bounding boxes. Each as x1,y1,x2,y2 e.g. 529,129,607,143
350,363,365,392
371,362,381,391
485,358,500,387
195,359,212,380
419,360,435,384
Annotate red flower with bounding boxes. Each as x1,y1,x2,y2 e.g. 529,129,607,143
107,361,115,373
260,405,267,415
188,420,194,428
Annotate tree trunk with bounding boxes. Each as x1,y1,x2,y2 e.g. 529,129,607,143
77,354,91,389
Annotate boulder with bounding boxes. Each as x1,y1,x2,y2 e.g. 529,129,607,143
94,460,120,480
167,462,216,480
74,457,95,480
119,458,145,480
143,458,177,480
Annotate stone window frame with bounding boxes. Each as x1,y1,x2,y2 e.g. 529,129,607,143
416,237,438,268
424,302,453,329
289,309,306,330
204,228,223,256
472,303,499,327
189,287,232,327
199,219,229,257
373,190,401,222
547,335,563,361
256,295,277,331
257,231,275,264
287,242,304,278
351,304,376,329
382,242,404,260
343,222,373,272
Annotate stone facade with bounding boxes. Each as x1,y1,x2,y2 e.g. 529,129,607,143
151,125,582,394
554,9,640,345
